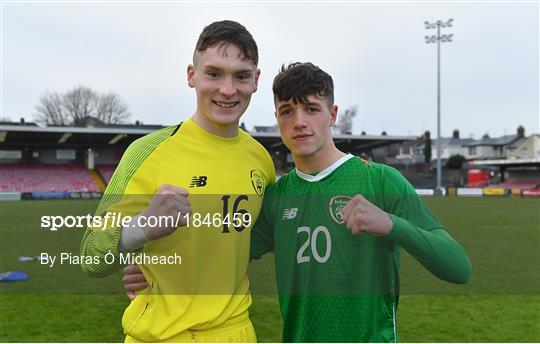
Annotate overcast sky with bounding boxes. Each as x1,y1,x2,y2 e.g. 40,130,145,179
2,1,538,138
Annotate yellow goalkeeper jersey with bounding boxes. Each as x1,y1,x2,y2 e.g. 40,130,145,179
80,119,275,341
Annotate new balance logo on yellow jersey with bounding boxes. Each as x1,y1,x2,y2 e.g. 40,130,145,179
190,176,207,187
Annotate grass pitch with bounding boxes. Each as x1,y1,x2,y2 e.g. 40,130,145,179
1,197,539,342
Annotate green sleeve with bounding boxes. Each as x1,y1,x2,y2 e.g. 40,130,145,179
79,126,176,277
382,166,472,284
250,184,276,261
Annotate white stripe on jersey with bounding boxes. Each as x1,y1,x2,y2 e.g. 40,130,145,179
295,153,355,182
392,300,398,343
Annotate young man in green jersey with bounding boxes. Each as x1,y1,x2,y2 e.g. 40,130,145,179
249,62,472,342
80,21,275,342
124,62,472,342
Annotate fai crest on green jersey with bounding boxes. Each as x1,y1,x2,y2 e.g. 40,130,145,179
329,195,352,224
250,170,264,196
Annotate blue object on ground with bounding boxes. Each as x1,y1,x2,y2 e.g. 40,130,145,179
0,270,29,282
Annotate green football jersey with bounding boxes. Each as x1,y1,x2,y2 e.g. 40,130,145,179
250,154,471,343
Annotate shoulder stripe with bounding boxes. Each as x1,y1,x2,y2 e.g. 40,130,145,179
359,157,372,166
170,122,182,137
95,125,177,215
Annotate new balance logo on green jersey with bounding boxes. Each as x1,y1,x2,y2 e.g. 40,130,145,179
282,208,298,220
190,176,207,187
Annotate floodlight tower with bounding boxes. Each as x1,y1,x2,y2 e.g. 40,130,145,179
424,18,453,195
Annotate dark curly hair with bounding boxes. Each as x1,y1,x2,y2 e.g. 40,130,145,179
272,62,334,107
194,20,258,65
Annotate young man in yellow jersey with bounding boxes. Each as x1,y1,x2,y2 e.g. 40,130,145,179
80,20,275,342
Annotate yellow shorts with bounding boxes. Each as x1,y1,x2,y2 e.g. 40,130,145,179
124,317,257,343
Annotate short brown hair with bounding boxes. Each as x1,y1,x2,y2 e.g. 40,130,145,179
272,62,334,107
194,20,258,65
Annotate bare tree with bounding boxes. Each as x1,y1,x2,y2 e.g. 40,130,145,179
96,92,131,124
334,106,357,134
34,86,131,126
35,92,68,125
63,86,98,126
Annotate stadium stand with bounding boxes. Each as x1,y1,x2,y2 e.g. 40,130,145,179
96,164,116,184
0,164,99,192
486,181,539,190
399,170,455,189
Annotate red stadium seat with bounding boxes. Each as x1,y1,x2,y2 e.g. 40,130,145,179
0,164,100,192
487,181,539,190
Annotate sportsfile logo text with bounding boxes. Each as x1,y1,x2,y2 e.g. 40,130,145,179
40,211,252,231
41,212,137,231
41,212,128,231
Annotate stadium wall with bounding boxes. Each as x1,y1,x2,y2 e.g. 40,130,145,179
0,148,123,165
91,148,123,165
504,168,540,181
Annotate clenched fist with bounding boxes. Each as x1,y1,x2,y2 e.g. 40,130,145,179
120,184,191,251
340,195,393,236
138,184,192,241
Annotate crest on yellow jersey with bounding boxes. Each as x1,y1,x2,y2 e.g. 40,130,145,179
250,170,264,196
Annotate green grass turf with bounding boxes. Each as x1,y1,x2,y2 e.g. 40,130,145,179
1,197,539,342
